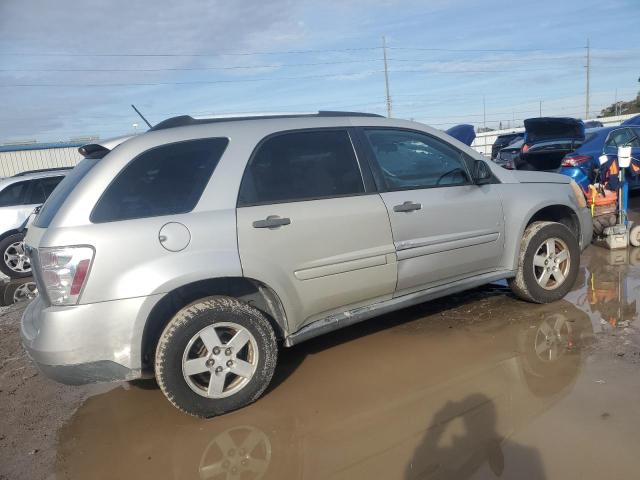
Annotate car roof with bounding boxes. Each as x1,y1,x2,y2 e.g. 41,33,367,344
0,168,70,189
148,111,384,132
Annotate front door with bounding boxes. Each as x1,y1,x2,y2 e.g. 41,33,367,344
236,129,397,332
360,128,505,295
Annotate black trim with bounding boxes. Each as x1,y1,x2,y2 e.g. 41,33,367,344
150,111,383,132
355,126,476,192
236,127,370,208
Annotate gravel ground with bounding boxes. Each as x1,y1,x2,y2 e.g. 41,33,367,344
0,302,92,480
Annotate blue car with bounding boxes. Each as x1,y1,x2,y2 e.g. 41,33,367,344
560,125,640,191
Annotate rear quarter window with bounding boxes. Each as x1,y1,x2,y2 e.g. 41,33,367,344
91,138,228,223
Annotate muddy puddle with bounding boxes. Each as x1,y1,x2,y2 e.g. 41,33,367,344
55,242,640,479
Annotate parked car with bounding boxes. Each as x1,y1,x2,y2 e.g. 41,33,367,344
21,111,592,418
0,168,70,278
491,132,524,160
621,114,640,126
560,125,640,191
445,124,476,146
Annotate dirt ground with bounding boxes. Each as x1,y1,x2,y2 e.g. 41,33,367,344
3,224,640,479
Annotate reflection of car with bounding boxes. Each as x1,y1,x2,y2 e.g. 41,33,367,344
0,168,69,278
21,111,592,418
55,301,592,479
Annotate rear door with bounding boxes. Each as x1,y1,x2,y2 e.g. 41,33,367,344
236,129,397,332
359,128,505,296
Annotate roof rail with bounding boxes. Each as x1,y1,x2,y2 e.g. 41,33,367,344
12,166,73,177
149,111,384,132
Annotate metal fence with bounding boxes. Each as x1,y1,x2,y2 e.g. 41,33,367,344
0,143,83,177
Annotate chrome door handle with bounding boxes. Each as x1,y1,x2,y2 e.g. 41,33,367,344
393,201,422,212
252,215,291,229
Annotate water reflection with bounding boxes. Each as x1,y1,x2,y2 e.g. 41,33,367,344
567,246,640,331
56,295,591,480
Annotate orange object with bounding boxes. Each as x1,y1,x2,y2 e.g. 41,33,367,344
587,186,617,207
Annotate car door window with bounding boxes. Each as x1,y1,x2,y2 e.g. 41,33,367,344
0,180,30,207
364,129,470,190
237,130,365,206
606,129,634,151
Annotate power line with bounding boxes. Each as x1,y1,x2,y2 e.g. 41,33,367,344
0,66,588,88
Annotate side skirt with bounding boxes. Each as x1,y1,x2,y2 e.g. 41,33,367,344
284,270,516,347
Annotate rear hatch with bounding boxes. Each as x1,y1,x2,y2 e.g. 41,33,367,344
518,118,585,171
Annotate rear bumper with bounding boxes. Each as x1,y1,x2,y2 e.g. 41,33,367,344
21,293,162,385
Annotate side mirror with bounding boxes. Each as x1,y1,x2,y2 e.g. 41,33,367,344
473,159,492,185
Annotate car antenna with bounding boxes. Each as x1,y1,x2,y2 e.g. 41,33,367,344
131,104,153,129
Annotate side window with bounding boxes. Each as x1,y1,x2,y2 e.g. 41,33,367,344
630,128,640,147
25,176,64,205
606,129,633,150
0,181,29,207
237,130,364,206
364,129,470,190
91,138,228,223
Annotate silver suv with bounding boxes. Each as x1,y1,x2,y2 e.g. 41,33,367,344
21,112,592,417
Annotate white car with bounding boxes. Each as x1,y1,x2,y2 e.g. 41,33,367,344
0,168,69,278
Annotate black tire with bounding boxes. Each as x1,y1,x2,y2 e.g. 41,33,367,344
0,233,31,278
509,221,580,303
155,296,278,418
2,278,37,305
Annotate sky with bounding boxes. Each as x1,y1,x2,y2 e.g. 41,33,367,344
0,0,639,144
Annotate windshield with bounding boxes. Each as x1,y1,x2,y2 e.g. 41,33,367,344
33,158,99,228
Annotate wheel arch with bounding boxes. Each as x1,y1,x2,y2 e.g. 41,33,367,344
140,276,289,371
508,202,581,271
0,229,22,243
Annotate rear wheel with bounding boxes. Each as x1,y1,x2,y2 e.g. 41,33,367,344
155,296,278,418
509,221,580,303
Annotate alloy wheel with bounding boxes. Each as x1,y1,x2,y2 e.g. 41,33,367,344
182,322,259,399
532,237,570,290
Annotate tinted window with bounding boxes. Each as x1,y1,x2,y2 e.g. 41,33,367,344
237,130,364,206
92,138,228,223
25,176,65,205
34,160,98,228
0,180,29,207
364,129,470,190
606,128,634,149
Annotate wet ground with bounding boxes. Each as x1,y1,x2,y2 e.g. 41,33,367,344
3,206,640,480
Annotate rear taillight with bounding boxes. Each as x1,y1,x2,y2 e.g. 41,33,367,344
522,144,530,153
39,246,94,305
561,155,592,167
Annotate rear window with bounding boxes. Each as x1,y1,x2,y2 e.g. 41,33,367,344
91,138,228,223
34,160,98,227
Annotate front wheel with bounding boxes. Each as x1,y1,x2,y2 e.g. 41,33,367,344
0,233,31,279
155,296,278,418
509,221,580,303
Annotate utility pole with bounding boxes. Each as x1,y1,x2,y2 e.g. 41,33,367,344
382,36,392,118
614,88,618,116
585,38,591,119
539,100,542,117
483,95,486,131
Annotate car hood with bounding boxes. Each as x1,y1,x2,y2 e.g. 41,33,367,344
445,124,476,146
511,170,571,184
524,117,585,144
